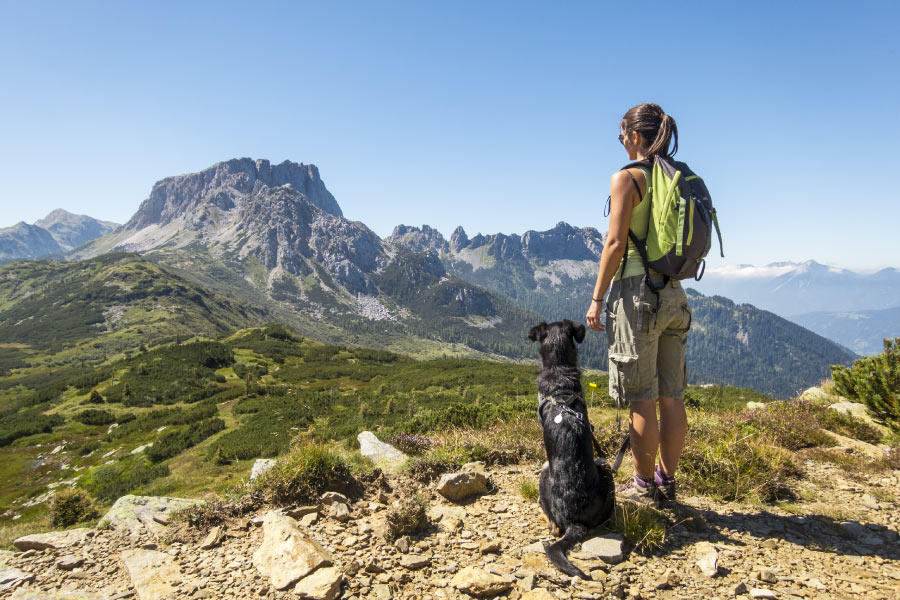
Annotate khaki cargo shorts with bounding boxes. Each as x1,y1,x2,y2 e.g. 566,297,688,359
606,274,692,404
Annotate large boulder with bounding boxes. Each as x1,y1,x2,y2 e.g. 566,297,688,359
357,431,407,471
120,548,181,600
101,495,199,541
253,511,333,590
436,467,490,502
13,528,92,552
250,458,277,481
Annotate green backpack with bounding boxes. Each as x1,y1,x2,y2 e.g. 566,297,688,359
620,156,723,293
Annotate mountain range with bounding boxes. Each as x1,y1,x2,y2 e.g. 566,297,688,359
0,209,118,263
1,159,859,397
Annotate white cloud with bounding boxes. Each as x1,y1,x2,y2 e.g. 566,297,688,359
705,264,799,279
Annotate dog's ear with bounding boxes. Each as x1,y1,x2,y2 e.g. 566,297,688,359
564,319,586,343
528,322,548,342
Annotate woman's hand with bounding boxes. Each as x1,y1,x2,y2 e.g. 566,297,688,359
586,299,604,332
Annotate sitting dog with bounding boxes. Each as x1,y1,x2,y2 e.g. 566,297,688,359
529,320,615,579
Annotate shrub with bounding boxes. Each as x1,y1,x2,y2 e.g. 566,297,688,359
145,418,226,463
0,411,65,447
518,479,539,502
82,459,170,502
832,338,900,429
387,433,434,456
383,493,429,542
251,441,353,505
88,389,105,403
737,400,836,451
74,409,116,426
611,502,666,553
50,488,99,527
679,413,801,503
407,457,459,483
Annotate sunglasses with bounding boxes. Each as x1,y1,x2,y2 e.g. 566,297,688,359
618,133,625,145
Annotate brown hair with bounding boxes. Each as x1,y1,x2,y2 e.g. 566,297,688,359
621,102,678,158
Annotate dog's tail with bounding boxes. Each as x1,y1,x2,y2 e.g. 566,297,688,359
545,522,589,579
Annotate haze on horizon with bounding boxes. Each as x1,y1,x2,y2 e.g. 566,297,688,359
1,1,897,271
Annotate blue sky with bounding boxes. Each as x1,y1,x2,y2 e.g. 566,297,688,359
1,1,897,270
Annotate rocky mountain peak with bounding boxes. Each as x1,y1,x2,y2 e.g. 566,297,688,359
34,209,119,251
0,222,63,263
125,158,342,230
385,225,448,254
450,226,469,253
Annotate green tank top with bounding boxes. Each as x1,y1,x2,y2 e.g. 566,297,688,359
615,167,651,280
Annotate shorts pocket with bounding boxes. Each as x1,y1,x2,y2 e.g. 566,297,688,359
609,340,640,389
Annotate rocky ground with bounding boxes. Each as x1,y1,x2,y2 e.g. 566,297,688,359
1,442,899,600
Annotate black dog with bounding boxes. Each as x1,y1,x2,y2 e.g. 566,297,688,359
528,320,615,579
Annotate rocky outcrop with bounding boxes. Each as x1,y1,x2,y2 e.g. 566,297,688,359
13,528,92,552
101,495,199,541
436,464,491,502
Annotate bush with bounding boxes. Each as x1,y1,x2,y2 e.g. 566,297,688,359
387,433,434,456
82,459,170,502
251,441,353,505
383,493,428,542
88,389,105,403
679,413,801,503
737,400,836,451
145,418,226,463
832,338,900,429
518,479,539,502
50,488,99,527
74,409,116,426
0,411,65,446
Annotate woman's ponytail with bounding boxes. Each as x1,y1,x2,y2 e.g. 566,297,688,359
621,103,678,158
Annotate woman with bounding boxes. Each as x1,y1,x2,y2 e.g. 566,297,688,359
585,102,692,508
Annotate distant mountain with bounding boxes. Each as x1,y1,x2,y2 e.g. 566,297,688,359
73,159,539,362
0,210,119,264
790,305,900,356
699,261,900,315
0,222,63,263
34,209,119,251
388,224,857,397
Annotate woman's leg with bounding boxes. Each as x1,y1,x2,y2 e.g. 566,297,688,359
629,400,659,480
657,396,687,476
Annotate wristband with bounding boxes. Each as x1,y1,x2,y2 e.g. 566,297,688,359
592,297,603,303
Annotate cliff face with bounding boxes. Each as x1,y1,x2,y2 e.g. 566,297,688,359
126,158,342,230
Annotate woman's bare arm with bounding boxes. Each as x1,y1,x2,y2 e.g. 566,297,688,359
585,170,640,332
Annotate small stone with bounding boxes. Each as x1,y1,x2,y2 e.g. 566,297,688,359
199,526,223,550
56,554,85,570
400,554,430,570
749,589,777,599
480,541,501,554
372,583,392,599
250,458,276,481
694,541,719,577
733,581,748,595
521,589,555,600
523,542,546,554
330,502,351,522
394,536,411,554
581,534,625,564
292,566,342,600
758,568,777,584
451,566,514,597
320,492,349,506
300,512,319,528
